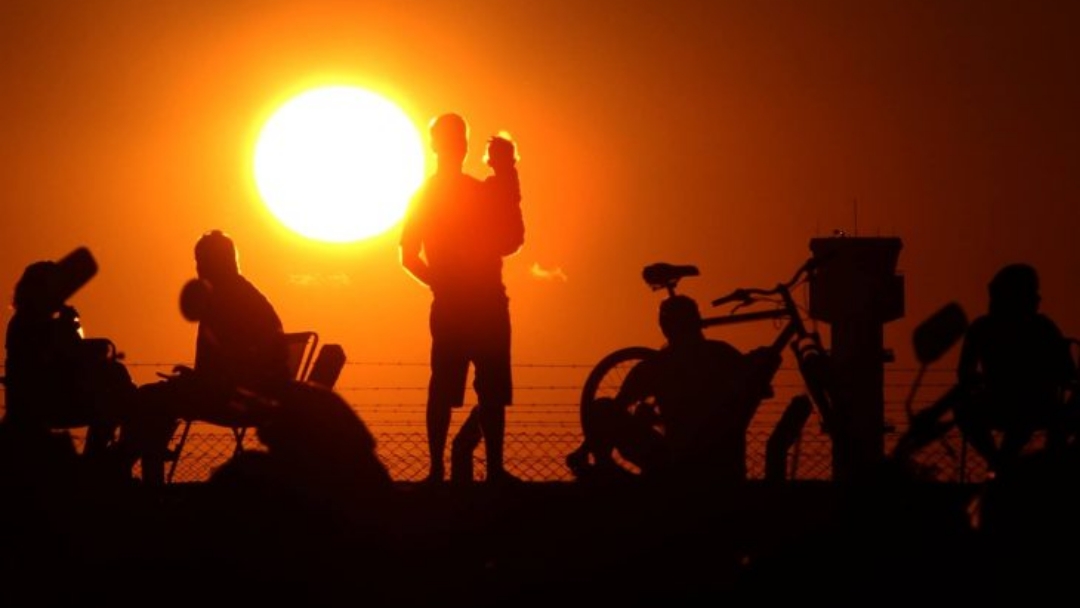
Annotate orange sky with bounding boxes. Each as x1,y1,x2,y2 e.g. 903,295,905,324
2,0,1078,386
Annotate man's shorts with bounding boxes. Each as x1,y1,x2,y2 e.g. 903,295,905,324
428,297,512,409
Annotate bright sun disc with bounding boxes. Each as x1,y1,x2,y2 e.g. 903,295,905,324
254,86,425,243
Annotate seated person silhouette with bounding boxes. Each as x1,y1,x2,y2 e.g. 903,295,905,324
2,255,138,462
952,263,1076,476
129,230,290,486
568,295,780,484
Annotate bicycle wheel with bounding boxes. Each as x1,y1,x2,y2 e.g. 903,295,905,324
575,346,660,476
580,346,659,409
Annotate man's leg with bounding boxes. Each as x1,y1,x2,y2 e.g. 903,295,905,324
953,393,1003,473
567,397,616,476
126,413,178,488
426,400,451,482
476,402,511,481
125,379,189,487
427,302,469,483
450,406,482,483
470,300,517,483
473,356,518,482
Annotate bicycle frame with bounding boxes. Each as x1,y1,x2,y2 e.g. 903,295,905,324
570,258,842,481
702,270,839,438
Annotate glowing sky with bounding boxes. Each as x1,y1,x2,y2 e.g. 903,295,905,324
1,0,1078,382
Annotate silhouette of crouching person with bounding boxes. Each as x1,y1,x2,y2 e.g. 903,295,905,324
569,295,780,485
952,263,1075,476
209,381,394,521
198,383,397,603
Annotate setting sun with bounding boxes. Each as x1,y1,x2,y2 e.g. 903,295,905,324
254,86,425,243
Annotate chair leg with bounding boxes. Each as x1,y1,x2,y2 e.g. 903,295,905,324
166,420,192,485
232,427,247,456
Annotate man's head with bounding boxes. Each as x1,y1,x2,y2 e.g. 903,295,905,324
195,229,240,283
659,295,704,345
429,113,468,169
988,263,1040,316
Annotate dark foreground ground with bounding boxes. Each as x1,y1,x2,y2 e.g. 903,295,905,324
5,457,1080,608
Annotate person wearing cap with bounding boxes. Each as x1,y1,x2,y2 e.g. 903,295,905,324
129,229,289,486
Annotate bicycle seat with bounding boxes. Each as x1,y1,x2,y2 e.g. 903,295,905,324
642,263,699,291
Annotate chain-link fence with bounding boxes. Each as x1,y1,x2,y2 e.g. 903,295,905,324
4,360,993,484
154,414,989,484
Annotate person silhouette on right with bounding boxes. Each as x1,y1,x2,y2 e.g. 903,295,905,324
399,113,525,485
953,263,1076,476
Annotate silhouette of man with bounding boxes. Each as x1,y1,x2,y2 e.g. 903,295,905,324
399,113,524,484
3,257,138,460
568,295,780,484
131,229,291,486
953,263,1076,475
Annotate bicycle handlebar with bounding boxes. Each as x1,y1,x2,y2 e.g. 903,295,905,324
710,289,753,308
709,257,818,308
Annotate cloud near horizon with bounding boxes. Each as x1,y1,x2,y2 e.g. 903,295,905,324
530,263,568,282
288,273,352,287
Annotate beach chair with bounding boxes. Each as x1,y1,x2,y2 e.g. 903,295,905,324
164,331,320,483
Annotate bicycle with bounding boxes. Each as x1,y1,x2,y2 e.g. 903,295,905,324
569,257,842,480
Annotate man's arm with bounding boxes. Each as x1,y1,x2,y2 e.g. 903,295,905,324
1045,317,1077,387
399,192,433,287
399,239,432,288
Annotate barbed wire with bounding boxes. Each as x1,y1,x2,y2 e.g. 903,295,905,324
2,358,979,484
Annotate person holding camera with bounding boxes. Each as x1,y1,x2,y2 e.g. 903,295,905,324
0,255,137,582
2,253,138,477
399,113,525,485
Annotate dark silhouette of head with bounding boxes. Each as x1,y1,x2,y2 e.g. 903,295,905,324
195,229,240,284
429,113,468,170
988,263,1040,317
13,261,63,313
659,295,704,345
